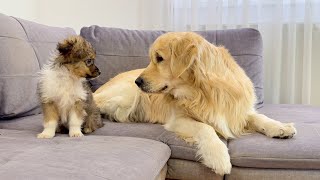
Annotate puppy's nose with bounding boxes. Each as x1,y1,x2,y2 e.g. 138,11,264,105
135,77,144,87
95,67,101,75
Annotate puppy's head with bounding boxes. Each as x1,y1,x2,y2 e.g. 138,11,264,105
56,35,100,79
135,32,205,93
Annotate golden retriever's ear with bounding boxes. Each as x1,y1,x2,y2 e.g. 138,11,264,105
170,40,199,78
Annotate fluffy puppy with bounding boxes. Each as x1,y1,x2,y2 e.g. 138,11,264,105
37,35,103,139
93,32,297,175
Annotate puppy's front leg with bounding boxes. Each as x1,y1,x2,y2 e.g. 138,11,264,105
37,102,59,139
164,116,231,175
68,101,85,137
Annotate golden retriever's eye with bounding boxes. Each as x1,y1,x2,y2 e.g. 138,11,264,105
156,55,163,63
85,59,94,66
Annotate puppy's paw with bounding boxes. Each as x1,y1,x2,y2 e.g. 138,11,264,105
83,127,93,134
266,123,297,139
201,142,232,175
69,131,84,138
37,132,55,139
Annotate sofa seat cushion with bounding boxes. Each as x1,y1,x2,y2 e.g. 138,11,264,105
167,159,223,180
92,121,227,162
0,114,43,132
229,104,320,170
0,114,226,163
0,129,170,180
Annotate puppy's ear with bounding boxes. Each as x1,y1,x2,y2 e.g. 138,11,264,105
57,37,77,55
170,39,199,78
57,42,73,55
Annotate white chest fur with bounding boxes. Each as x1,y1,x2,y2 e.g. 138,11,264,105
39,65,87,122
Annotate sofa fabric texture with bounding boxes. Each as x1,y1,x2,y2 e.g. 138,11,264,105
1,104,319,172
230,104,320,170
0,13,76,119
80,26,264,108
166,159,222,180
0,113,209,162
226,167,320,180
0,129,170,180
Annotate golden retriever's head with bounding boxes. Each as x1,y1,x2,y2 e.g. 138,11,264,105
135,32,207,94
56,35,100,79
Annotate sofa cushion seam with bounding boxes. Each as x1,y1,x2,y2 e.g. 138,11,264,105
11,17,41,70
0,36,62,43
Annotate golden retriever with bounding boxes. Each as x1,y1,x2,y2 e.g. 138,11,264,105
93,32,297,175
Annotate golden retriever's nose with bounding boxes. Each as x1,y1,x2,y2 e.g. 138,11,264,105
135,77,144,87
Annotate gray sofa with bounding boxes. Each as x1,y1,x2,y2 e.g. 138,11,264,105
0,13,319,180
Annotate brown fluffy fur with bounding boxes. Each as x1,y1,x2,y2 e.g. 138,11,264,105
37,35,103,139
93,32,296,174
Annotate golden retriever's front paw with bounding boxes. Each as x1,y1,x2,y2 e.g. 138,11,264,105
267,123,297,139
201,142,232,175
37,132,54,139
178,135,195,145
69,131,84,137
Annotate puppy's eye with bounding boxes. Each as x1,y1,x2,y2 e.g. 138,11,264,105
85,59,94,66
156,55,163,63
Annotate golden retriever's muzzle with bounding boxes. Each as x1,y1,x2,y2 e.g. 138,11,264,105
135,77,146,91
135,76,152,92
135,76,168,93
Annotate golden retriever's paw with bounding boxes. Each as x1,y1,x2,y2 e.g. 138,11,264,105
201,142,232,175
178,135,195,145
37,132,54,139
69,131,84,137
267,123,297,139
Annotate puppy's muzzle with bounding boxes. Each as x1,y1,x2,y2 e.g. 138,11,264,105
93,67,101,77
86,67,101,79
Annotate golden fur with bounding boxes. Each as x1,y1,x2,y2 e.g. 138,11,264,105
93,32,297,174
37,36,103,139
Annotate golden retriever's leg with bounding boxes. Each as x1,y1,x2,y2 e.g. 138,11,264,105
101,96,133,122
93,83,138,123
247,113,297,139
68,101,85,137
37,102,59,139
164,116,231,175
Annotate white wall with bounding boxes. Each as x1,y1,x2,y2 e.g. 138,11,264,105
0,0,39,21
0,0,168,33
36,0,143,33
1,0,144,33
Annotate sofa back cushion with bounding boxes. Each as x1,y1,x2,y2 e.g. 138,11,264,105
0,13,76,119
81,26,264,108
